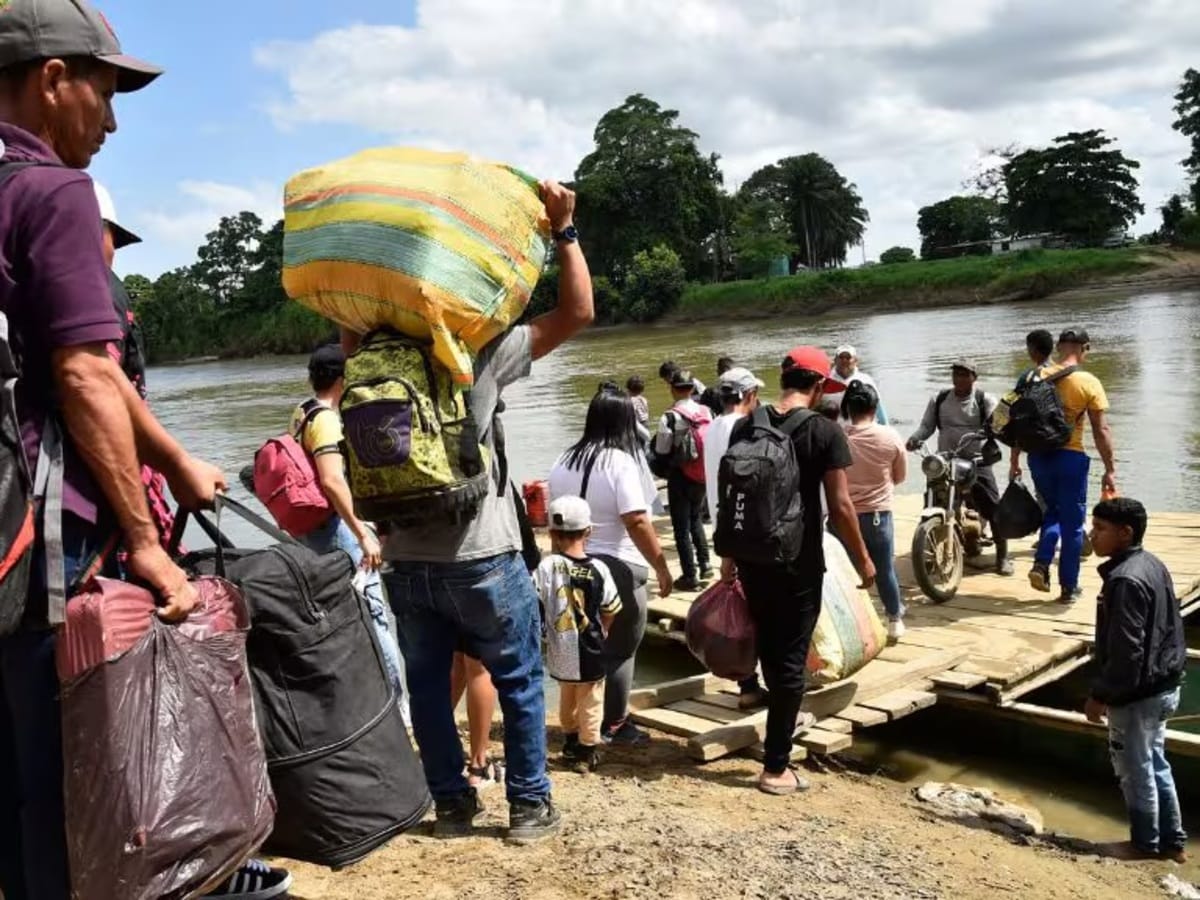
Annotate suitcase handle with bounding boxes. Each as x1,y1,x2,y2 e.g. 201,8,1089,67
169,494,298,575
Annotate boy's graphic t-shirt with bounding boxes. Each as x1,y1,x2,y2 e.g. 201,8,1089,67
534,553,621,683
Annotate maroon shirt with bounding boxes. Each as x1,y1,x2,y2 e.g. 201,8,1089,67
0,123,121,524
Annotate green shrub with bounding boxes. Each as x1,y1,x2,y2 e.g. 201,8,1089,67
879,246,915,264
622,245,686,322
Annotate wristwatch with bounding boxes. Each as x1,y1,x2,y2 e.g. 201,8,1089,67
552,224,579,244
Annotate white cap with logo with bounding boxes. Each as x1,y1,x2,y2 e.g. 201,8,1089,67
548,495,591,532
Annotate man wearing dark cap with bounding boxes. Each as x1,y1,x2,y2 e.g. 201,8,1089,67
653,368,714,591
0,3,286,897
906,358,1012,575
1023,329,1115,603
721,347,875,795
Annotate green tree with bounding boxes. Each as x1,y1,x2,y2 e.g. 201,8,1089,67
879,246,915,264
192,210,266,304
1172,68,1200,206
621,245,685,322
739,153,868,270
122,273,154,303
917,195,1001,258
730,198,795,278
574,94,724,280
1003,130,1143,245
1160,194,1189,243
237,219,288,312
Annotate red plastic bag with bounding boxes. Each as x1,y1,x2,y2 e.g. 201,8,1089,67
57,577,276,900
684,579,757,680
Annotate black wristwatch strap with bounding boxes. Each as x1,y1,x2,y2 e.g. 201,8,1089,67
552,224,579,244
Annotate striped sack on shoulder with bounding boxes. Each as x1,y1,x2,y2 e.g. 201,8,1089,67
283,147,551,385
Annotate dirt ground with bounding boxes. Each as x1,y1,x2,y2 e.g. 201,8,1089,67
277,726,1194,900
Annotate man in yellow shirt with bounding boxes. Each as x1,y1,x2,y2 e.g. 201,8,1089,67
1020,329,1117,603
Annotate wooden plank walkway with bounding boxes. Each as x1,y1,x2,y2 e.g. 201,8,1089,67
628,492,1200,761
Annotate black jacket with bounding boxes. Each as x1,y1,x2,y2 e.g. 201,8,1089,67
1091,547,1187,707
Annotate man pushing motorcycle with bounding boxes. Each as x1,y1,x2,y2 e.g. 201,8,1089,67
907,358,1013,577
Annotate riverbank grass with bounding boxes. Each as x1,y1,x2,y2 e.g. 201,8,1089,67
676,247,1167,319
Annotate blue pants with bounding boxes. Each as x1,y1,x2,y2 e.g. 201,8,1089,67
1108,688,1188,853
857,511,904,620
1028,448,1090,590
667,471,710,581
0,516,103,900
301,516,408,722
383,552,550,805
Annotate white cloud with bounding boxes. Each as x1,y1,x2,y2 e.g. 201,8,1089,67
244,0,1198,260
116,180,283,278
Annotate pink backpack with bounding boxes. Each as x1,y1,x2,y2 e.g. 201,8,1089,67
671,407,711,484
253,401,333,537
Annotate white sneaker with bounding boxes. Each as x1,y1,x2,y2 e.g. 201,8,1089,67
887,618,906,642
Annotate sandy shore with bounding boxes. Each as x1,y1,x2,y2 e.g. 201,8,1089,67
277,724,1195,900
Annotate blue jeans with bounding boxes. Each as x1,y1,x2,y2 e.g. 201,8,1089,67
0,515,104,900
667,471,710,581
1107,688,1188,853
383,552,550,805
301,516,408,720
857,511,904,620
1028,448,1090,590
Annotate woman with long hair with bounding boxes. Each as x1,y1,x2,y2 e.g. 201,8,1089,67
548,388,673,746
839,380,908,641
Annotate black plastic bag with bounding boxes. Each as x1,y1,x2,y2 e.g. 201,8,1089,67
993,478,1044,540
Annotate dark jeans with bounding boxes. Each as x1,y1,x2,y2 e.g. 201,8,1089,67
738,563,823,774
0,516,103,900
970,466,1008,564
383,552,551,805
667,471,710,581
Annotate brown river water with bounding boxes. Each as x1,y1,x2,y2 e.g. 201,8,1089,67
149,286,1200,850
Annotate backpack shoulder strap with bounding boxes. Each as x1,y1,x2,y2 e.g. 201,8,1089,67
580,451,599,500
975,388,987,426
776,406,818,437
1044,364,1079,385
934,389,950,431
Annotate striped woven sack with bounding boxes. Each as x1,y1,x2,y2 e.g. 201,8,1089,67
806,532,888,685
283,148,551,386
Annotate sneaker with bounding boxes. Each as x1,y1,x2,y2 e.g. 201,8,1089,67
1029,563,1051,593
507,797,562,844
738,689,770,711
673,576,701,592
1161,846,1189,864
996,558,1015,577
1059,586,1082,605
699,567,715,582
887,618,906,642
602,720,651,747
574,745,601,773
433,788,483,837
205,860,291,899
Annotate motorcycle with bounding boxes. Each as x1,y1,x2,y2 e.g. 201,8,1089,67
910,430,1001,603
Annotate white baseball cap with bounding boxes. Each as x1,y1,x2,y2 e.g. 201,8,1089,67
92,180,142,249
834,345,856,359
717,366,765,397
548,495,592,532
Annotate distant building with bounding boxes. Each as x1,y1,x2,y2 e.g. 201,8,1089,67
990,233,1056,254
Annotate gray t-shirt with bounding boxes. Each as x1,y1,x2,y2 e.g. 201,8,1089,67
383,325,532,563
909,389,997,455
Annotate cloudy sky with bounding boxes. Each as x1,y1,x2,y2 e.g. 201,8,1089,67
95,0,1199,277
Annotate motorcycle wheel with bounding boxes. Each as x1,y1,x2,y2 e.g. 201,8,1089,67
912,518,963,604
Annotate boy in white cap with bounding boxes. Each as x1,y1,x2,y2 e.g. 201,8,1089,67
534,496,622,772
830,345,888,424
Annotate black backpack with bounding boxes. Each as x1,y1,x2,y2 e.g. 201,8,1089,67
713,406,814,565
994,365,1079,454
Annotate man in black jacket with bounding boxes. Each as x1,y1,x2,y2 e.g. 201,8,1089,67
1084,497,1188,862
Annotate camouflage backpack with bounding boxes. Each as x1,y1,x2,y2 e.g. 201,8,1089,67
340,330,490,526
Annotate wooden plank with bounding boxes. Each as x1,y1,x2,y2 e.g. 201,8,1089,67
995,702,1200,760
684,648,968,760
816,717,854,734
743,742,807,764
877,643,938,664
628,674,722,711
834,705,889,728
797,727,853,755
860,689,937,720
668,699,744,724
953,655,1050,687
995,653,1092,703
631,706,726,739
691,691,745,712
930,670,988,691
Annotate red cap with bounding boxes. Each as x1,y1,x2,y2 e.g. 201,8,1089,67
782,346,832,378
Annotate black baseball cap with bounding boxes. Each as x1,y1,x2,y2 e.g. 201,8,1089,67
0,0,163,93
1058,328,1091,346
670,369,696,390
308,344,345,378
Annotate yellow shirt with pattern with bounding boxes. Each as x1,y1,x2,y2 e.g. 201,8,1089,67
1040,364,1109,453
288,401,344,457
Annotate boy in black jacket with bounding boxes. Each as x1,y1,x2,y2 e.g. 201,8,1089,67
1085,498,1188,862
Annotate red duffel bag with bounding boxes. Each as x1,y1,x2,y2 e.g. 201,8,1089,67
684,579,757,681
56,576,275,900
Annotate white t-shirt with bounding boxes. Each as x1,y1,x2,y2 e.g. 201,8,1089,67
704,412,746,518
548,448,656,568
